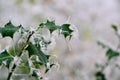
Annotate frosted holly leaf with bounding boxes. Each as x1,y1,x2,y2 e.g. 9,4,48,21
39,20,73,39
39,20,58,33
60,24,73,38
0,21,21,38
26,42,49,65
0,50,13,68
106,48,119,60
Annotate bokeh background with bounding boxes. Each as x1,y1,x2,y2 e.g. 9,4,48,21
0,0,120,80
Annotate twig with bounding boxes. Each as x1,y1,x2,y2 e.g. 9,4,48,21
7,31,34,80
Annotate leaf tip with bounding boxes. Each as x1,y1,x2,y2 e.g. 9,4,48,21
112,25,118,31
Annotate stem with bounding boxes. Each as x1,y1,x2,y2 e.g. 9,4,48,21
7,31,34,80
101,60,110,72
7,64,16,80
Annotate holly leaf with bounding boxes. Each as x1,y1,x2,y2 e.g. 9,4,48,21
26,42,49,65
60,24,73,38
0,50,13,68
39,20,58,33
39,20,74,39
112,25,118,31
0,21,21,38
95,71,106,80
106,49,119,60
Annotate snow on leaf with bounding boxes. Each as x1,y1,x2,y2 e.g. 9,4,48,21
0,50,13,68
39,20,58,33
26,42,49,65
60,24,73,38
0,21,21,38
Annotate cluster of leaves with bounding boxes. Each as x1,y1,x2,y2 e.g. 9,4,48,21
0,20,73,80
95,25,120,80
40,20,73,39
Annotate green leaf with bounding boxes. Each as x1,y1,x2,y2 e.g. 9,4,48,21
39,20,74,39
39,20,58,33
112,25,118,31
32,61,43,68
16,63,30,74
95,71,106,80
26,42,49,65
106,49,119,60
60,24,73,38
0,50,13,68
0,21,21,38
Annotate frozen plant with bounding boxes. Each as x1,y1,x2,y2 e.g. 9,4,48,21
0,20,73,80
95,25,120,80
